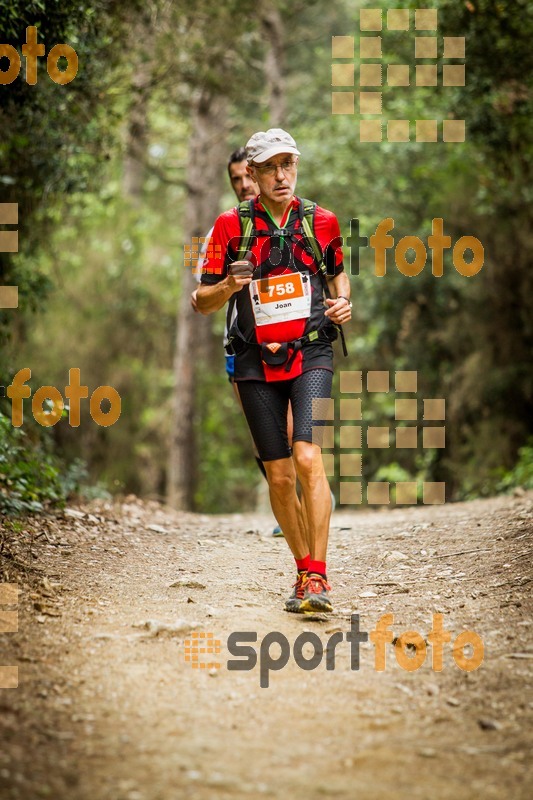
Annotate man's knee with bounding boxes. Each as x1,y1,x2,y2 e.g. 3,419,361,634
265,460,296,494
292,442,323,483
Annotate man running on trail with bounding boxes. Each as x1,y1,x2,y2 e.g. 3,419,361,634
197,129,351,613
192,148,293,537
191,149,286,535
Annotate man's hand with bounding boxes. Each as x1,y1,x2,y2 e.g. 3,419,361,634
229,259,255,278
324,296,351,324
227,259,254,292
196,268,252,314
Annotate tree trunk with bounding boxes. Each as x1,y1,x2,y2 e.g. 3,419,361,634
166,90,228,510
123,59,151,201
258,0,286,125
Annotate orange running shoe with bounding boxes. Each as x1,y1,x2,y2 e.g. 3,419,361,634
284,571,308,613
299,573,333,613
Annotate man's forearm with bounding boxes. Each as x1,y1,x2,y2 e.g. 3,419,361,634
196,280,235,314
328,271,351,300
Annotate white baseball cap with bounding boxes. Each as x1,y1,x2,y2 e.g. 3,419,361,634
245,128,300,164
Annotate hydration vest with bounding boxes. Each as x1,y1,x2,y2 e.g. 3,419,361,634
225,197,348,371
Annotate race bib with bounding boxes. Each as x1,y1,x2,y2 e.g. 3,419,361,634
249,272,311,326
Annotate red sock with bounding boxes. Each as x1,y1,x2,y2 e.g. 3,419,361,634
308,559,327,578
295,554,310,572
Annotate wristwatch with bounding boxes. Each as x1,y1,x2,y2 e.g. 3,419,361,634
338,296,353,308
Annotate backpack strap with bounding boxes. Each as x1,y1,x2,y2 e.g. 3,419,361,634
298,199,327,281
236,199,255,259
298,198,348,357
226,200,255,338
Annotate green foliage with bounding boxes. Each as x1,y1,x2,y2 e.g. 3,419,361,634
497,441,533,493
0,0,124,350
2,0,531,512
13,183,183,498
0,409,110,515
0,410,64,514
194,367,261,513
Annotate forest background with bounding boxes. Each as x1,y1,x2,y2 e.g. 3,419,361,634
1,0,532,515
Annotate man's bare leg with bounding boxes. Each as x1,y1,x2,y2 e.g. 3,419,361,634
292,441,331,561
263,457,308,559
290,440,333,612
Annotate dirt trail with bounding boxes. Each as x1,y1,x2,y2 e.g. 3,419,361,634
1,493,532,799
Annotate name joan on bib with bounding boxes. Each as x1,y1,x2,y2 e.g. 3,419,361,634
250,273,311,326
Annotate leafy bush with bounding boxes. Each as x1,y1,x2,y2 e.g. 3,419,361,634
0,412,108,514
497,441,533,493
0,412,65,514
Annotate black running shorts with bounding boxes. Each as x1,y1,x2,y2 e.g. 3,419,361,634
236,369,333,462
